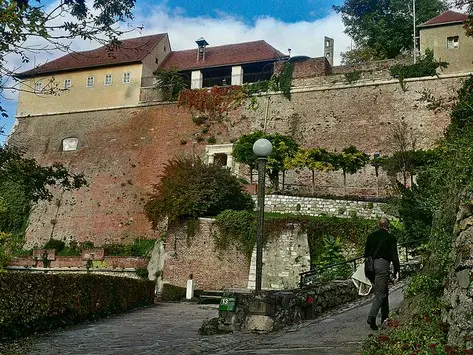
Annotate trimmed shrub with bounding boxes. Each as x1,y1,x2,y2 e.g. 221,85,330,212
161,283,186,302
43,239,66,252
0,273,155,340
103,239,155,257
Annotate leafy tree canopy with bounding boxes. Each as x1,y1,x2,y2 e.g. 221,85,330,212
334,0,448,61
144,156,254,228
0,147,87,235
0,147,86,203
458,0,473,36
232,131,299,187
332,145,370,175
154,66,188,101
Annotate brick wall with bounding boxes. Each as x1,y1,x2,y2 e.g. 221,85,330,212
275,57,331,78
9,104,249,248
8,75,463,247
162,218,250,290
8,255,148,269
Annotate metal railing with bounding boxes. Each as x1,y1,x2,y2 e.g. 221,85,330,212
299,238,428,288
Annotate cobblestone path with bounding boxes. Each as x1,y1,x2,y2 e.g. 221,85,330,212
13,286,403,355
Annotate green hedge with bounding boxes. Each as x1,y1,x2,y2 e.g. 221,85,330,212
0,273,156,340
160,283,186,302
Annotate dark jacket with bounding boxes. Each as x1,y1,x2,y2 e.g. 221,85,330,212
364,228,400,274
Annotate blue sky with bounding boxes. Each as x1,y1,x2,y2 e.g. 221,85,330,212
139,0,344,23
1,0,348,144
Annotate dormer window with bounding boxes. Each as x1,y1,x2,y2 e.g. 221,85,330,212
62,137,79,151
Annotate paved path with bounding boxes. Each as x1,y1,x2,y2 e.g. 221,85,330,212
14,286,403,355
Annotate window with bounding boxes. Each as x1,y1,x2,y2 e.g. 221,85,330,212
104,74,112,86
86,76,94,87
64,79,72,89
447,36,459,49
35,81,43,93
123,72,131,83
62,137,79,151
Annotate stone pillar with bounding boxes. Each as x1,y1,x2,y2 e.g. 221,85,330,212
208,154,215,165
186,277,195,300
191,70,203,89
231,66,243,86
227,154,234,169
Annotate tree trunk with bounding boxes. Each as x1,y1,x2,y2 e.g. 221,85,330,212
282,171,285,191
311,170,315,195
343,171,347,195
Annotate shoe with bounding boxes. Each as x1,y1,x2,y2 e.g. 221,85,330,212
367,316,378,330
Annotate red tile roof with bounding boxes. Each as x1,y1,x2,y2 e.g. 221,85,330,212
159,40,288,71
418,10,469,28
16,34,166,78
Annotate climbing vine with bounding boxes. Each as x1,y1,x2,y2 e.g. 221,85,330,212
214,211,381,261
389,49,448,91
178,85,248,121
277,62,294,100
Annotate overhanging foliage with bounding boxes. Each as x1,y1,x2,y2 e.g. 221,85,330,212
144,156,254,228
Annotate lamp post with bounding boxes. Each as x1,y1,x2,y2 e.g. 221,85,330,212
413,0,417,64
253,138,273,293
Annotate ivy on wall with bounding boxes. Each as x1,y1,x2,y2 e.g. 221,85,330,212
277,62,294,100
178,62,295,122
178,85,248,121
389,50,448,92
214,211,385,262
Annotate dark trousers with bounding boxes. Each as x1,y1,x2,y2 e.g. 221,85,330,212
368,258,390,320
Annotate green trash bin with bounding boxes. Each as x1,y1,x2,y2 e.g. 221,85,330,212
219,294,236,312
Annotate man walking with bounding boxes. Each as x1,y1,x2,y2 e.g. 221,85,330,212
364,216,400,330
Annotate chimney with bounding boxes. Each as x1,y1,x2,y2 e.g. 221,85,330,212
324,36,334,66
196,37,209,61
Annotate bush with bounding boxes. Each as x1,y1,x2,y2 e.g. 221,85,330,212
0,273,155,340
104,243,131,256
314,236,352,282
214,212,384,263
104,239,155,257
161,283,186,302
360,311,457,355
135,268,149,279
0,232,13,270
145,156,254,228
43,239,65,252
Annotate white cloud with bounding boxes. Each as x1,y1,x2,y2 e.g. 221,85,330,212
129,4,351,64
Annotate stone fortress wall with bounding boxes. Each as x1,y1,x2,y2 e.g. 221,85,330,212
8,71,466,248
443,202,473,349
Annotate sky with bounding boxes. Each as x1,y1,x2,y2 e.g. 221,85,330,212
0,0,357,143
